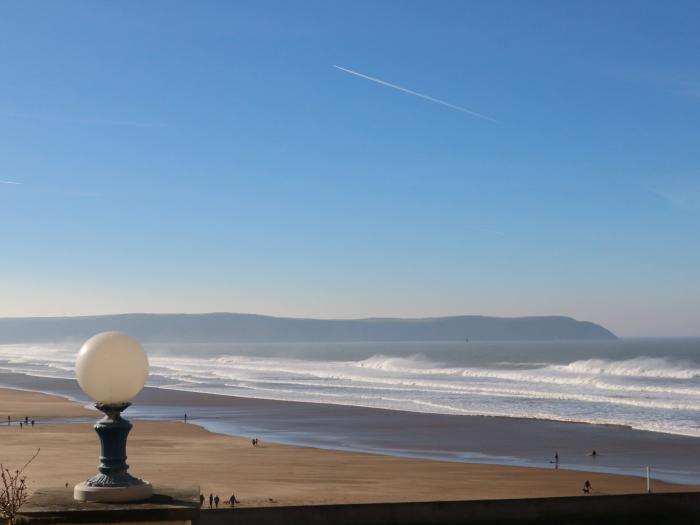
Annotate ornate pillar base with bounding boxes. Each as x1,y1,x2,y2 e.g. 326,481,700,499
73,402,152,503
74,480,152,502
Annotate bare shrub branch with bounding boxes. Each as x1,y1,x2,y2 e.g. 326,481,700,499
1,449,40,525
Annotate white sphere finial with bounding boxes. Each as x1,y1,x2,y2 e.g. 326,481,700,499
76,332,149,404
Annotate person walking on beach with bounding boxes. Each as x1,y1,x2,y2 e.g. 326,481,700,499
208,493,213,508
214,495,219,509
199,494,204,507
19,422,22,429
229,493,239,507
24,416,28,424
31,420,35,427
583,480,592,495
184,413,187,424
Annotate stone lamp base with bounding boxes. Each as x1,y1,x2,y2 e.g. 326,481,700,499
74,402,152,503
74,480,152,502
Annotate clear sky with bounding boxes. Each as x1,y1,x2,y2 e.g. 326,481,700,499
1,1,699,336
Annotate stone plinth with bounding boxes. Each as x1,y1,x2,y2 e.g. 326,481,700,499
17,486,200,525
73,481,153,503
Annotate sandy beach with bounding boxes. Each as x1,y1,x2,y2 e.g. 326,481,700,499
0,388,94,420
0,388,695,508
4,370,700,485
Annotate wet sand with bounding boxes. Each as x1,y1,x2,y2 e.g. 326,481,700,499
0,387,696,507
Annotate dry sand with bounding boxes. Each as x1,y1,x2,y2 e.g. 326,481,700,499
0,388,695,507
0,388,93,420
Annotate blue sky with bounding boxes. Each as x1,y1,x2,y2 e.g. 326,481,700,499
1,1,699,336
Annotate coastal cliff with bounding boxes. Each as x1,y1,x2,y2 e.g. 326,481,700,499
0,313,616,343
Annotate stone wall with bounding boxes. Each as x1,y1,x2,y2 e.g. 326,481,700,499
200,492,700,525
17,490,700,525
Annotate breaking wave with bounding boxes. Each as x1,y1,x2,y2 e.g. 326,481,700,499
1,342,700,437
554,357,700,379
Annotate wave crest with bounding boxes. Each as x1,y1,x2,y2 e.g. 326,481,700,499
355,354,442,372
555,357,700,380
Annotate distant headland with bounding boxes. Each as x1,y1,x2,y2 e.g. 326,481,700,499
0,313,616,343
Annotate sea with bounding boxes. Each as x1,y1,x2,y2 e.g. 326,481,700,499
1,338,699,438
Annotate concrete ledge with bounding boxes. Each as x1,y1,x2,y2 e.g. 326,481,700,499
17,490,700,525
200,492,700,525
17,486,199,524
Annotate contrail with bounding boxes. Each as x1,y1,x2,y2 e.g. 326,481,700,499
0,180,22,185
333,65,498,123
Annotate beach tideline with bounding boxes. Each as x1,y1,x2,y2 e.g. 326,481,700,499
0,389,694,508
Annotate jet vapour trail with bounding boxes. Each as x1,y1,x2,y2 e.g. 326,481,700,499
333,65,498,123
0,180,23,185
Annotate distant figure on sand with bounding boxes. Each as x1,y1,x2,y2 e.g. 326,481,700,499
209,493,213,508
554,450,559,469
199,494,204,507
31,420,35,427
19,422,22,429
214,495,219,508
25,416,28,424
229,493,239,507
252,438,259,447
184,413,187,424
583,480,592,494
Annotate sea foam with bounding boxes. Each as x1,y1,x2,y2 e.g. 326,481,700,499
1,341,699,437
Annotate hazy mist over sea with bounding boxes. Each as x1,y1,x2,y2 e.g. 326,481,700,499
1,338,699,438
